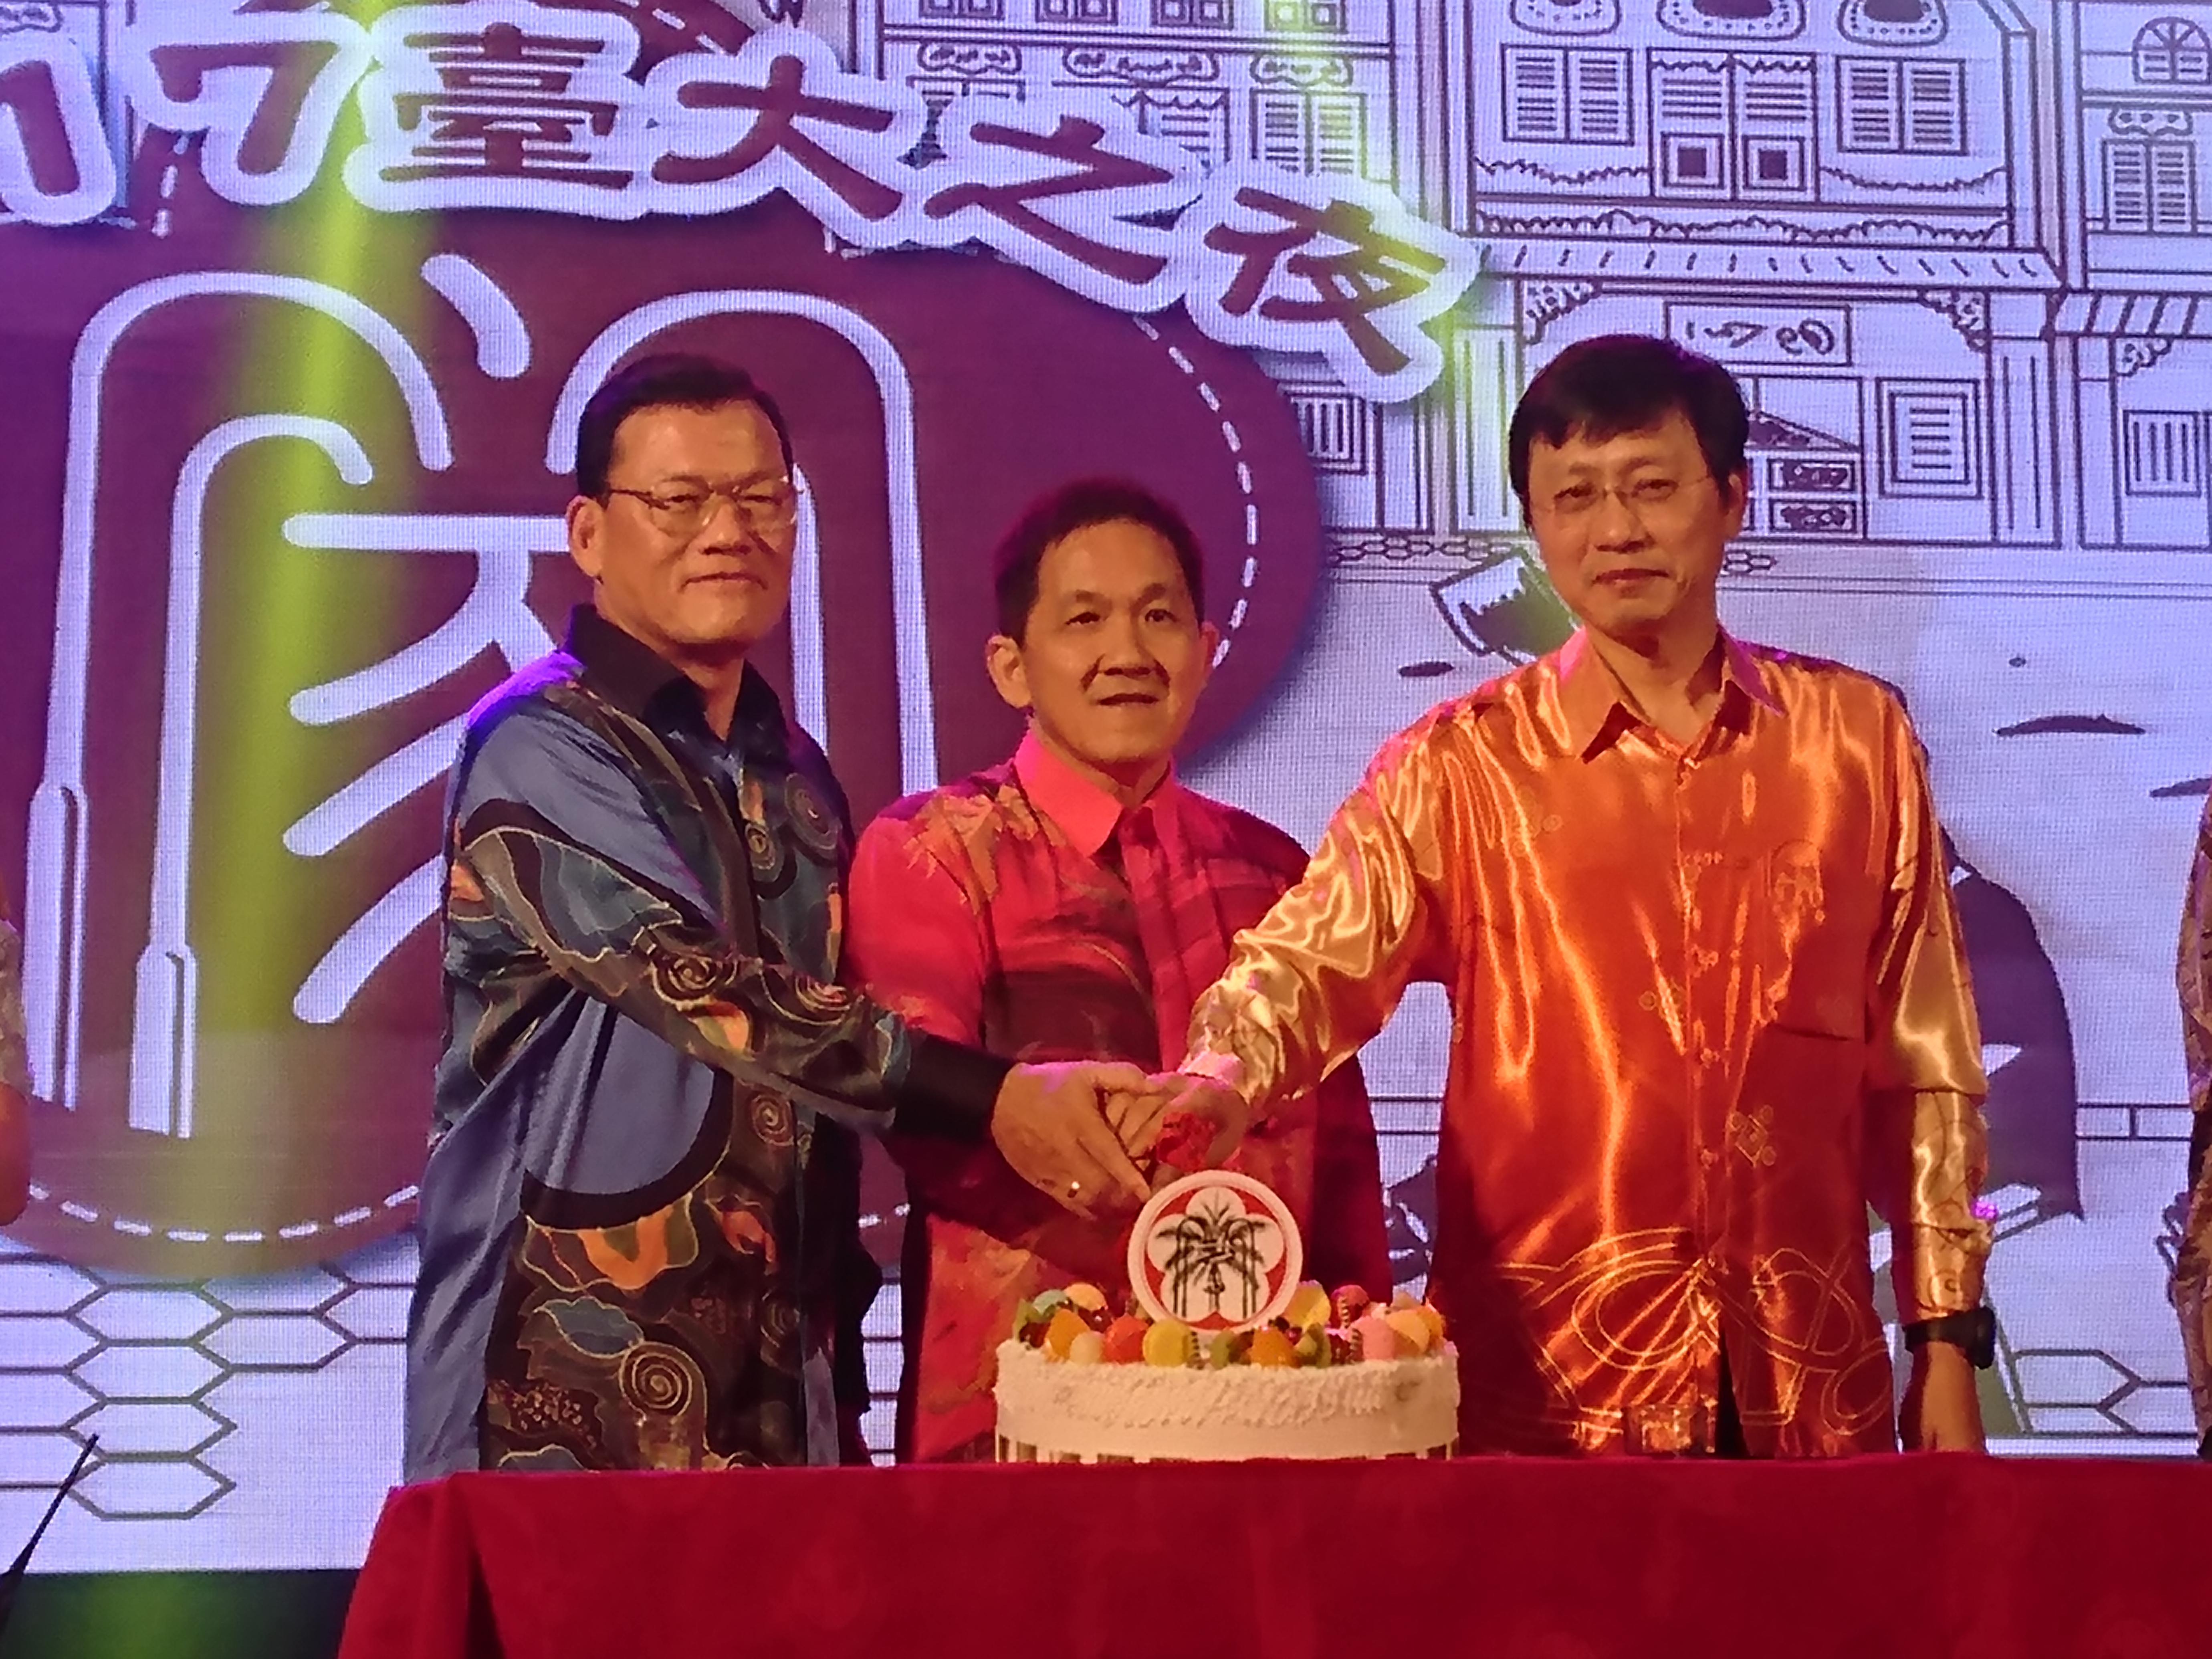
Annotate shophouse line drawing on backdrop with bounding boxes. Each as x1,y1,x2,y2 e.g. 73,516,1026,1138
2,0,2208,1576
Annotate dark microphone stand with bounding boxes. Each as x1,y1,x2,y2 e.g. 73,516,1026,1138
0,1435,99,1641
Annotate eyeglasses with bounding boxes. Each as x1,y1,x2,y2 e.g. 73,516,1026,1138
1535,472,1714,525
603,479,802,539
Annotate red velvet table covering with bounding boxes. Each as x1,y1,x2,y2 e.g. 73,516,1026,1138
337,1458,2209,1659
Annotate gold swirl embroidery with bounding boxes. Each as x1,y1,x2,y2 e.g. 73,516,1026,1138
1726,1106,1778,1168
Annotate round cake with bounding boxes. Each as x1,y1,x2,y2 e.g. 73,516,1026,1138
991,1171,1459,1463
995,1334,1458,1462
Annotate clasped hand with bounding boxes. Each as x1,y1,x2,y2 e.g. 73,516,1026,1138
987,1062,1249,1219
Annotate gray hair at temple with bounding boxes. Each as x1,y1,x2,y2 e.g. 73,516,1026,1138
573,353,797,500
1506,334,1750,514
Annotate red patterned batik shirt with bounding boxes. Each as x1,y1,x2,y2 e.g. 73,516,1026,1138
848,732,1389,1461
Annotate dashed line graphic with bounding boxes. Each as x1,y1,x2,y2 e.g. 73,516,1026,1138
1132,316,1261,670
22,1183,421,1248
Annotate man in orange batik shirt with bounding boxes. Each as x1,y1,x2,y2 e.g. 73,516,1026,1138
848,480,1388,1462
1150,335,1995,1458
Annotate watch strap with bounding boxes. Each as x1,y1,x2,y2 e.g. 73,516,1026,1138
1902,1307,1996,1369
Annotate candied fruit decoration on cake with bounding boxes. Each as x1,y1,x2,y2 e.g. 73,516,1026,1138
1013,1299,1051,1347
1292,1325,1332,1368
1247,1326,1298,1368
1325,1328,1356,1366
1331,1284,1372,1328
1206,1329,1252,1369
1350,1311,1399,1363
1413,1302,1447,1345
1044,1306,1091,1360
1068,1330,1106,1366
1103,1314,1151,1364
1064,1282,1109,1315
1284,1282,1331,1334
1142,1319,1198,1368
1149,1108,1213,1172
1383,1308,1433,1356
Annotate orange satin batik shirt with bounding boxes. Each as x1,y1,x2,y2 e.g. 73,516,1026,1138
1185,631,1992,1457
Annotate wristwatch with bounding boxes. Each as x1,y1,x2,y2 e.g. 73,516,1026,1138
1902,1307,1996,1369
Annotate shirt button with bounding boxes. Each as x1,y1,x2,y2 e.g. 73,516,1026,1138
1698,1148,1719,1169
1700,1047,1721,1066
1638,991,1658,1011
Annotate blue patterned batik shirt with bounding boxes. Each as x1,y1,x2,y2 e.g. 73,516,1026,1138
407,606,1007,1479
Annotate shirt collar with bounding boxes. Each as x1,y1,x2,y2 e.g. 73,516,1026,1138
1012,727,1177,858
563,604,788,757
1556,627,1782,759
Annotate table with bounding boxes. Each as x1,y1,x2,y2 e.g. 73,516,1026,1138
337,1457,2209,1659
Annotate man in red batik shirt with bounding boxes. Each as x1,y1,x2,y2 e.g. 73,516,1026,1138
848,480,1389,1462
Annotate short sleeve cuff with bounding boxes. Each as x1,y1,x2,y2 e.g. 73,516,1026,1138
891,1031,1011,1142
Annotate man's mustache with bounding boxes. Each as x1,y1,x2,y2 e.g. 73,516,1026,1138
1080,664,1169,693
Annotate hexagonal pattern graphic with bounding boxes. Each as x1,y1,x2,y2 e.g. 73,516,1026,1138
76,1401,232,1458
0,1234,418,1527
2014,1347,2184,1436
74,1457,233,1522
326,1287,410,1342
0,1315,101,1370
201,1314,348,1370
200,1270,346,1315
2014,1351,2128,1407
0,1257,100,1316
73,1345,224,1402
0,1373,97,1431
0,1430,94,1485
75,1287,225,1344
2109,1385,2194,1436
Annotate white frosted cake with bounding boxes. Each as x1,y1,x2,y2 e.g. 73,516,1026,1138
995,1339,1457,1462
991,1171,1459,1463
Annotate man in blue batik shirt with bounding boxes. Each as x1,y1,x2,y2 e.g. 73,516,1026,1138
408,354,1156,1478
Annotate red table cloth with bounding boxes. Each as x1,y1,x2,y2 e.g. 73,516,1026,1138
338,1458,2209,1659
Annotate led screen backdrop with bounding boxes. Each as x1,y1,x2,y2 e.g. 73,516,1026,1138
0,0,2206,1571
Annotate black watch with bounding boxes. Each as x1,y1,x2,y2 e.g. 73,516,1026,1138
1902,1307,1996,1369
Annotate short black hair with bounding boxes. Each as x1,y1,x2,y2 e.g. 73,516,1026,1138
574,352,795,499
990,478,1207,640
1507,334,1750,512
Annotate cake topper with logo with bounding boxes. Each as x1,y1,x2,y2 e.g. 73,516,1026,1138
1128,1170,1304,1332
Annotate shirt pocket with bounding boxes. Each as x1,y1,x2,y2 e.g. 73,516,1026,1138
1756,840,1876,1039
1734,1023,1869,1199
